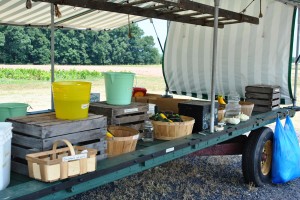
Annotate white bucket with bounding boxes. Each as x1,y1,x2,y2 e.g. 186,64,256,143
0,122,12,191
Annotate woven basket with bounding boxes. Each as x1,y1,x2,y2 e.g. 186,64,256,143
26,139,97,182
152,116,195,140
106,126,139,157
239,101,254,116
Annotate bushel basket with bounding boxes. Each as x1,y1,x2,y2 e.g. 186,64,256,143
106,126,139,157
26,139,97,182
152,115,195,140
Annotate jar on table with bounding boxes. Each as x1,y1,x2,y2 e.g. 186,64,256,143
142,120,154,142
224,92,241,118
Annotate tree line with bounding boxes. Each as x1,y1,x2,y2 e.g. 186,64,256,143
0,24,161,65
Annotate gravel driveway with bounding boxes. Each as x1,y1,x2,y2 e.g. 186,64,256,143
68,154,300,200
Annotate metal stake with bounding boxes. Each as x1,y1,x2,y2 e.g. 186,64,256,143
210,0,220,133
50,3,55,110
293,7,300,107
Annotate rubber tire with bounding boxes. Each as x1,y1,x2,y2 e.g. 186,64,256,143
242,127,273,187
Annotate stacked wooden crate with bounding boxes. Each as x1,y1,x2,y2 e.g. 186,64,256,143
7,112,107,175
89,102,148,131
245,85,280,112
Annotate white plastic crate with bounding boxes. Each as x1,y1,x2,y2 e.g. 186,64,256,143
0,122,12,191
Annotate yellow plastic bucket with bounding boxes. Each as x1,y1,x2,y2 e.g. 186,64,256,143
52,81,91,120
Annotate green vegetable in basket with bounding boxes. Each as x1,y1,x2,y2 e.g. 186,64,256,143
159,113,173,123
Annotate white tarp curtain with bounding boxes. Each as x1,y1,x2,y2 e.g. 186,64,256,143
163,0,294,104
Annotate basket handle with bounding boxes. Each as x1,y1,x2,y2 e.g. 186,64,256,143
52,139,76,160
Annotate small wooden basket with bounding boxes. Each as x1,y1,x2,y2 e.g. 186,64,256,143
106,126,139,157
25,139,97,182
239,101,254,116
152,116,195,140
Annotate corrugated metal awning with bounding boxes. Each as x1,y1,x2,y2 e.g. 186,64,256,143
0,0,146,30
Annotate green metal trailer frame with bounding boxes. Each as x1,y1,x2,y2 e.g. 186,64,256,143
0,0,300,199
1,107,299,200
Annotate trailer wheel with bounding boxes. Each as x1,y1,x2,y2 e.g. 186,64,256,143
242,127,273,187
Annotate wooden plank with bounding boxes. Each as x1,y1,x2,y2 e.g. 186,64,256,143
12,133,43,149
8,114,107,138
245,85,280,94
12,128,106,150
76,139,107,150
113,113,148,124
8,112,54,120
11,160,29,176
79,141,107,150
245,92,281,100
12,146,40,159
89,101,148,117
253,105,280,112
246,98,280,106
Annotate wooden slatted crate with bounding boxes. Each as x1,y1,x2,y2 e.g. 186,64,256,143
245,84,280,112
7,112,108,175
89,102,149,131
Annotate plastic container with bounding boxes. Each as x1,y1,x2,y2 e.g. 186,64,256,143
52,81,91,120
0,103,28,122
225,92,241,118
103,72,135,105
0,122,12,191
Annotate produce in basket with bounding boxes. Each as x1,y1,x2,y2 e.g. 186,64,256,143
150,113,183,122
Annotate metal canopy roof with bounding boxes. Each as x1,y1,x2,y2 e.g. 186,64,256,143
0,0,297,30
0,0,145,30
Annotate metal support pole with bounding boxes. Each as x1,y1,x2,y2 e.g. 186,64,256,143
293,7,300,107
50,3,55,110
210,0,220,133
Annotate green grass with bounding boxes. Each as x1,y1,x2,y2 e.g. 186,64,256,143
0,68,103,81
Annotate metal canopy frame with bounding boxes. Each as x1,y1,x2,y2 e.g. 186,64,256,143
34,0,259,28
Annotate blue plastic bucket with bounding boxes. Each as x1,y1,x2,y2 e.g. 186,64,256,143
0,103,28,122
103,72,135,105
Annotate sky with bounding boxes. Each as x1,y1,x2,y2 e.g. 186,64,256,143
137,19,168,54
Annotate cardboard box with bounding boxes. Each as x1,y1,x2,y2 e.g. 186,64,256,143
132,93,190,113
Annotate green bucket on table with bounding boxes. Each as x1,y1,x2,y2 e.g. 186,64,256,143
103,72,135,105
0,103,28,122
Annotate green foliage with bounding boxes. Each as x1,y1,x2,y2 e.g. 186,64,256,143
0,24,161,65
0,68,102,80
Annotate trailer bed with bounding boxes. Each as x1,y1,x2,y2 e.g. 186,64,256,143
0,107,298,200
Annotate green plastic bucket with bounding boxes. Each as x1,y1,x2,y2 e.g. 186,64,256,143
0,103,28,122
103,72,135,105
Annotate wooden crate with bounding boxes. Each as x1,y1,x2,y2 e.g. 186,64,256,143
245,84,280,112
89,102,148,130
245,85,280,94
132,93,190,113
7,112,108,175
